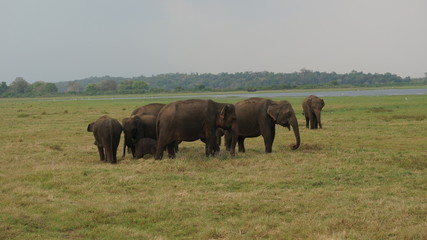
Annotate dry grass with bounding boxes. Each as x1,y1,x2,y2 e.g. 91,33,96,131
0,94,426,239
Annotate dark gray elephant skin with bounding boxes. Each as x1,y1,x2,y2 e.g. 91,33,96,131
87,115,122,164
134,138,157,159
155,99,238,160
227,97,300,153
122,103,165,158
215,128,228,151
302,95,325,129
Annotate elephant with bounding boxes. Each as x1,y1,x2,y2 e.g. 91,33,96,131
134,138,157,159
87,115,122,164
302,95,325,129
131,103,165,116
122,103,165,158
226,97,300,153
155,99,238,160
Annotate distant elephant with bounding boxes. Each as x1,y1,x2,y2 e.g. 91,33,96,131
226,97,300,153
134,138,157,159
155,99,238,160
122,103,165,158
302,95,325,129
87,115,122,164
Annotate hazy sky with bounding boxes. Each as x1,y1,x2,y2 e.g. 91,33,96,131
1,0,426,83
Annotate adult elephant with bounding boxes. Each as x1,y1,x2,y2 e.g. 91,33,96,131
155,99,238,160
87,115,122,164
302,95,325,129
227,97,300,153
122,103,165,158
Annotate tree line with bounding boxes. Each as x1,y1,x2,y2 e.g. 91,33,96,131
1,70,425,97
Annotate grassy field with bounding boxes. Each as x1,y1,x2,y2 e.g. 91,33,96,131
0,93,426,239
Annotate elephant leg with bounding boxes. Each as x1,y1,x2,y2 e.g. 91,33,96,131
97,146,105,161
155,142,165,160
174,141,180,153
111,145,118,164
211,136,220,156
305,116,310,128
214,143,220,155
205,143,210,157
122,144,126,159
237,137,245,153
103,146,112,163
205,139,217,157
131,146,136,157
309,112,318,129
262,127,275,153
213,139,220,154
208,141,219,156
224,131,231,151
167,144,176,159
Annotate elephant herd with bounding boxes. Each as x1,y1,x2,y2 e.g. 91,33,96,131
87,95,325,164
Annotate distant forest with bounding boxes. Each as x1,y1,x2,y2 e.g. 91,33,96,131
1,69,426,97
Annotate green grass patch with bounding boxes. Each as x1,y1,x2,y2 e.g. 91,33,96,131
0,92,426,239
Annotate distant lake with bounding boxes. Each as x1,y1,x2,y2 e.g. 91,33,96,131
180,88,427,99
122,88,427,101
92,88,427,101
5,88,426,102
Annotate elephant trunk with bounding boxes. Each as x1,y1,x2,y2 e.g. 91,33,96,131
228,124,238,156
315,110,322,128
289,115,300,150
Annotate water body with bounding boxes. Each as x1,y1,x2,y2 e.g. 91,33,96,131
182,88,427,99
82,88,427,101
4,88,426,102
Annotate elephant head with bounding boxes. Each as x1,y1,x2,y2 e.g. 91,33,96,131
87,122,95,132
121,115,144,158
216,104,238,156
311,98,325,128
267,101,301,150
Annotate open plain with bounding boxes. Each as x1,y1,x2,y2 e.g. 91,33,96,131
0,93,426,239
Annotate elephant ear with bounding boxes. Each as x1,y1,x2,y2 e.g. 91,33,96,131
220,105,229,120
87,122,95,132
267,103,281,122
134,115,147,137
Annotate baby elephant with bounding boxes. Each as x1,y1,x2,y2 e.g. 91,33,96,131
134,138,157,159
87,115,122,164
302,95,325,129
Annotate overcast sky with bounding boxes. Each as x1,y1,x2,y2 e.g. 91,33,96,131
1,0,426,83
